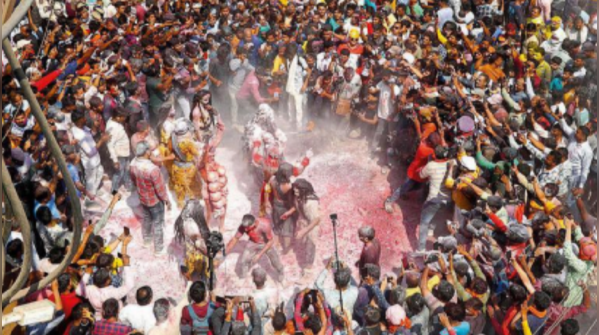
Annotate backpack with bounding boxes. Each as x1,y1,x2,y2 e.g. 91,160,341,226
187,304,214,335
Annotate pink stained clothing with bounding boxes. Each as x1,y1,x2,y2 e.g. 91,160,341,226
79,268,135,318
236,71,267,104
131,132,159,153
235,218,274,245
545,303,588,335
136,5,147,22
130,157,169,207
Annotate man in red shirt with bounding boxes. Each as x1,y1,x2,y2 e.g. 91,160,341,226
385,128,444,213
49,273,82,322
225,214,284,282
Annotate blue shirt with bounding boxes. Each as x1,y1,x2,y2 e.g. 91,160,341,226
34,198,61,221
440,322,470,335
67,163,82,197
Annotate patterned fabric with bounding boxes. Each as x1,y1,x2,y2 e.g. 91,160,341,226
92,321,133,335
130,158,169,207
170,139,202,207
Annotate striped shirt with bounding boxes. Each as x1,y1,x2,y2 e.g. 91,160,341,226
420,160,450,202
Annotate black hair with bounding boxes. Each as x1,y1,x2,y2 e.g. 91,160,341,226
406,294,426,316
190,281,207,304
137,286,153,306
360,264,381,281
465,297,484,311
471,278,488,295
36,206,53,225
6,239,24,258
561,319,580,335
510,284,528,305
49,247,65,264
96,253,115,269
57,273,71,293
334,267,352,289
445,302,466,322
93,268,111,288
546,253,567,274
364,306,381,326
102,298,120,319
72,302,94,321
532,291,552,312
434,281,455,303
275,163,294,184
272,306,287,331
34,187,51,203
305,313,323,333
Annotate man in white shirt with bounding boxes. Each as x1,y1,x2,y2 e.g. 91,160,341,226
560,119,593,210
286,51,310,131
371,69,400,152
251,268,279,327
70,111,111,201
106,108,132,193
119,286,157,333
566,17,589,43
436,0,455,30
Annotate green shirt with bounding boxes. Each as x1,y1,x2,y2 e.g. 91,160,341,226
563,227,594,307
146,76,169,109
407,4,424,18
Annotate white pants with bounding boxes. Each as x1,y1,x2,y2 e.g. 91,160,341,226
287,92,306,129
539,0,552,22
85,164,105,197
228,86,240,125
175,95,192,120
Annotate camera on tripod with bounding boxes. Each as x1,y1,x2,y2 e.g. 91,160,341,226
206,231,225,256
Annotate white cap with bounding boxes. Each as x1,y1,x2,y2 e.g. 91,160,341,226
459,156,478,171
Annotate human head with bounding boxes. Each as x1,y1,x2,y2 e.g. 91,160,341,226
96,253,115,269
153,298,171,324
189,281,207,304
71,302,94,327
445,302,466,322
360,264,381,282
358,226,376,243
48,247,65,265
57,273,73,293
241,214,256,228
532,291,552,312
334,267,352,289
406,294,426,317
102,298,120,320
561,319,580,335
272,307,287,331
433,281,455,303
252,268,267,288
93,268,112,288
135,141,151,158
364,306,382,326
136,286,153,306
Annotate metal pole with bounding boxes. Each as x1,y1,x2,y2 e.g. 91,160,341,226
1,0,33,41
331,217,344,313
2,37,83,304
1,160,33,306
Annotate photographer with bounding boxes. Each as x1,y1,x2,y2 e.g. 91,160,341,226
370,69,401,158
314,258,359,313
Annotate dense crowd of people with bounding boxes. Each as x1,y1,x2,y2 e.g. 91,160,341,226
2,0,598,334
